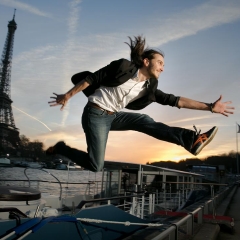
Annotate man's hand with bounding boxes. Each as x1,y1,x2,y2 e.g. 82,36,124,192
48,80,90,111
212,95,234,117
48,93,69,111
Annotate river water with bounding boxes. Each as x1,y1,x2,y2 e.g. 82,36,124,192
0,167,103,197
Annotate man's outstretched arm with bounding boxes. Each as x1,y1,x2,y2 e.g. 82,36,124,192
178,95,234,117
48,80,90,110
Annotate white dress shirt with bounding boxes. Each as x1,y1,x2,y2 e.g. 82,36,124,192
88,71,148,112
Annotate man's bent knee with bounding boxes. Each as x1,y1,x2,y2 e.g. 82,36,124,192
140,114,155,123
89,162,104,172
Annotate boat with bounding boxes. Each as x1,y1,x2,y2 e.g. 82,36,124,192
0,158,12,167
44,158,82,170
55,162,82,171
12,161,43,168
0,161,236,239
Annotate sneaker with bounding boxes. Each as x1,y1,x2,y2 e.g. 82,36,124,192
46,141,66,156
190,126,218,156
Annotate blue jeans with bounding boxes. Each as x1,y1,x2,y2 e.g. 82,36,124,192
60,104,195,172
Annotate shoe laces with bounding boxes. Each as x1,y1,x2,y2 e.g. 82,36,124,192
193,125,201,136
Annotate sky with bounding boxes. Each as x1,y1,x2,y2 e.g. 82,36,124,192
0,0,239,165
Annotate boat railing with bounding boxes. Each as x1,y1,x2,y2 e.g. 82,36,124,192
24,168,63,200
76,192,158,219
150,184,235,240
141,193,156,217
154,189,194,211
144,181,221,211
92,180,211,214
122,193,146,217
77,193,144,209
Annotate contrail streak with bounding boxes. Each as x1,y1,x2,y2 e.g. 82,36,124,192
12,105,52,131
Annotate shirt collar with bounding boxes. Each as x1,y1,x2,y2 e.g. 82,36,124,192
133,70,150,83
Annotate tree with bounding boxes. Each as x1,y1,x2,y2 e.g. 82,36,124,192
18,135,45,160
19,135,30,147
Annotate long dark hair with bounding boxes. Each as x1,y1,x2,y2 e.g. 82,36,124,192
125,36,164,68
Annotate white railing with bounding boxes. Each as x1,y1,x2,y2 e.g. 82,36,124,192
122,193,156,219
154,188,194,211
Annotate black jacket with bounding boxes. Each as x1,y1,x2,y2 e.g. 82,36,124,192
71,58,180,110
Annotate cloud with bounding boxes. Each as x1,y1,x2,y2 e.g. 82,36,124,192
168,115,214,124
0,0,51,17
68,0,82,35
145,0,240,46
12,105,52,131
61,0,82,126
11,0,83,129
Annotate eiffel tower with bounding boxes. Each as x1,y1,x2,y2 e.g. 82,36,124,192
0,10,20,154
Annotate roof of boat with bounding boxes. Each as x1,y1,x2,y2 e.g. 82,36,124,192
0,158,11,164
104,161,203,177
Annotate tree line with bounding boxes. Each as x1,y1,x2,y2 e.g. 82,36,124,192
0,135,46,161
147,151,240,174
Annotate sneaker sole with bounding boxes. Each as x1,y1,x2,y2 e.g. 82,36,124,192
194,127,218,156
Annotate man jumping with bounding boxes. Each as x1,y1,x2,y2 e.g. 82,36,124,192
47,36,234,172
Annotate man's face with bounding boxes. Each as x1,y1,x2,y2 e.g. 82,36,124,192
145,54,164,79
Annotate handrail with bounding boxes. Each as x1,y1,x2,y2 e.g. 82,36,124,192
77,193,144,209
161,181,228,186
151,184,235,239
2,179,227,186
24,168,63,200
0,207,28,218
0,179,97,185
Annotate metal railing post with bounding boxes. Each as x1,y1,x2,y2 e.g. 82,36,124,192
156,189,158,204
153,193,155,213
131,196,136,215
170,184,171,201
198,207,203,224
187,213,193,235
178,189,181,209
149,194,152,214
141,195,144,219
208,200,213,213
136,197,140,218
